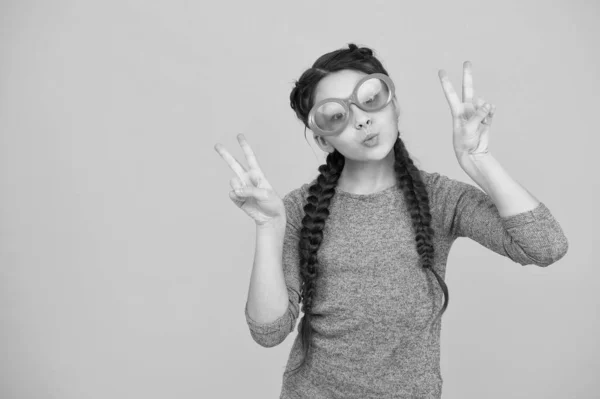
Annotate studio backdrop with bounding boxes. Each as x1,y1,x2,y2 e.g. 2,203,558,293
0,1,597,398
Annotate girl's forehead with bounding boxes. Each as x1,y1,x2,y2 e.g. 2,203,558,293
314,71,367,103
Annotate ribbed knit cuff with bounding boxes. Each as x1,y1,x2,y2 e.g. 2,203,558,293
501,202,550,230
245,302,291,334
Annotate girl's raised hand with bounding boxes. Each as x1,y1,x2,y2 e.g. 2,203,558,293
214,134,286,228
438,61,496,157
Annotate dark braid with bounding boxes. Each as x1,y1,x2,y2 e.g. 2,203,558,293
286,43,448,376
393,136,448,320
290,150,344,374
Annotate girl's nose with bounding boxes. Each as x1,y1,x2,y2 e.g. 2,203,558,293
350,104,372,130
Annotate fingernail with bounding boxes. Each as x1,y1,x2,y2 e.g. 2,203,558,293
235,188,244,195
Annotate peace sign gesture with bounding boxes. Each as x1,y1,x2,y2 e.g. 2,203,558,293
438,61,496,157
214,134,286,228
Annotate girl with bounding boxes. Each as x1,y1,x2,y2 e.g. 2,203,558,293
214,43,568,398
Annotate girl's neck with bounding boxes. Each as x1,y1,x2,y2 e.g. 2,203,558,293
337,151,396,195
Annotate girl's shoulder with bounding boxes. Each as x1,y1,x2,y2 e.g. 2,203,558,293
283,179,315,204
418,169,454,191
281,179,316,222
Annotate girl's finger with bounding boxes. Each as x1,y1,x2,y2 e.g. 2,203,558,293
230,176,244,190
229,190,246,204
233,185,268,201
462,61,474,104
467,103,492,130
249,172,263,188
237,134,264,175
474,98,490,124
438,70,461,115
215,144,248,186
484,104,496,124
229,177,247,201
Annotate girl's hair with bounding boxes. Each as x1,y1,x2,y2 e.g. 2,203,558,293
286,43,448,376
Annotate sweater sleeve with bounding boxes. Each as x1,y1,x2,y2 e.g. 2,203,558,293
244,187,304,347
426,171,569,266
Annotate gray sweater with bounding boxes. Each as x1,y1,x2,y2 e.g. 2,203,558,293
244,169,568,399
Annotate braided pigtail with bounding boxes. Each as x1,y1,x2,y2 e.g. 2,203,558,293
286,150,345,376
393,135,449,323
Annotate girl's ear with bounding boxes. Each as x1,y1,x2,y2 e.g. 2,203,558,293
313,134,335,153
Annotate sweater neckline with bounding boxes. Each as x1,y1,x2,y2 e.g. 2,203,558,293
335,184,398,199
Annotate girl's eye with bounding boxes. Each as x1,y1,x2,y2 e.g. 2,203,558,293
362,95,376,104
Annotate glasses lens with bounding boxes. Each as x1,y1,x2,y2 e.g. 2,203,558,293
312,78,391,134
313,101,347,134
357,77,390,110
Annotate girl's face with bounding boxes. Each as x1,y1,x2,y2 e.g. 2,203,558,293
311,69,401,160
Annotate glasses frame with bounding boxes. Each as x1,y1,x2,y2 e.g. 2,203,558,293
307,73,395,137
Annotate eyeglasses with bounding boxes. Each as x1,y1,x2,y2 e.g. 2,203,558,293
307,73,395,137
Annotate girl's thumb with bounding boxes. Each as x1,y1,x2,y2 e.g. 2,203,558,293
235,185,268,201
